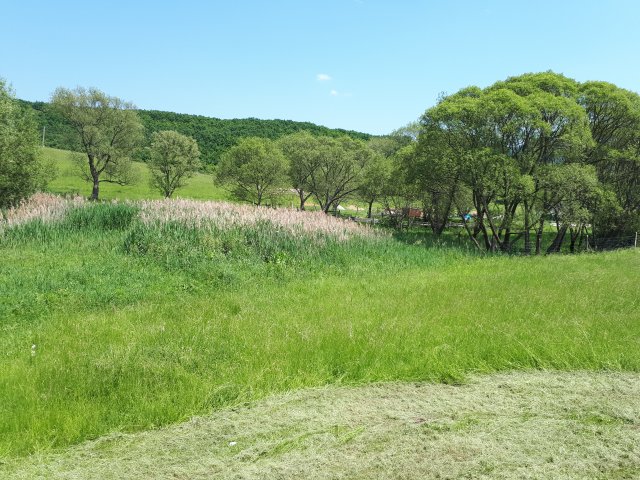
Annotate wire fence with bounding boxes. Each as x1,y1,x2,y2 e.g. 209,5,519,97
505,232,638,255
586,233,638,251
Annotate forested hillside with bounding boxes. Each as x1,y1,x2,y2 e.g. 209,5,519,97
19,100,371,164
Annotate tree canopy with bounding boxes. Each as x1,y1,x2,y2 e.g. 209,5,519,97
0,80,48,210
216,137,288,206
148,130,201,198
413,71,640,251
51,87,144,200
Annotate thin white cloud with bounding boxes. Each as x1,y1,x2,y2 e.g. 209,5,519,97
330,90,352,98
317,73,332,81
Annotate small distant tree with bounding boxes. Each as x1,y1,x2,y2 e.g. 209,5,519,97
148,130,201,198
278,131,320,210
358,152,391,218
381,144,422,228
0,79,49,210
305,136,374,213
216,137,288,206
51,87,143,200
358,134,412,219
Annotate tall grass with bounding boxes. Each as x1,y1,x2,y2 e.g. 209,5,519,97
1,197,638,458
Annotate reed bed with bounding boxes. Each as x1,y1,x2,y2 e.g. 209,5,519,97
1,194,382,243
0,193,85,232
136,198,382,241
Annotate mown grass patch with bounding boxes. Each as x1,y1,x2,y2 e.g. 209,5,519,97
3,372,639,479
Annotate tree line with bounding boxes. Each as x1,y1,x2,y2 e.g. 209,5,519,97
20,99,371,164
2,72,639,255
408,72,640,252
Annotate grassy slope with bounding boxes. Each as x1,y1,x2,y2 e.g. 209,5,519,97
44,147,230,201
1,206,639,458
4,372,639,479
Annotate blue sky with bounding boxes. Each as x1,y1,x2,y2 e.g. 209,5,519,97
2,0,639,134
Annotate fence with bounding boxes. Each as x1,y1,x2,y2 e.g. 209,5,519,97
504,232,638,255
587,232,638,251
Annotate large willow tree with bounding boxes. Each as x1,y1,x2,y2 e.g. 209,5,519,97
418,72,600,252
51,87,143,200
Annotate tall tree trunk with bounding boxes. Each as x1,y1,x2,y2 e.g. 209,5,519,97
460,213,481,250
502,228,512,252
367,199,374,219
477,208,491,251
482,199,503,251
535,217,544,255
89,155,100,201
569,225,583,253
91,176,100,201
523,202,531,255
546,224,568,254
298,190,306,211
524,229,531,255
569,232,577,253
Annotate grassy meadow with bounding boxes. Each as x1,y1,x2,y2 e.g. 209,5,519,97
1,194,639,463
43,147,230,202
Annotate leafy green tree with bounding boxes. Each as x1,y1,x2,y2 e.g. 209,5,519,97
540,164,601,253
358,152,392,218
148,130,201,198
408,130,468,236
364,131,423,225
380,144,422,228
0,80,49,210
216,137,288,206
420,72,592,252
389,121,422,145
305,136,374,214
278,131,320,210
579,81,640,236
51,87,143,200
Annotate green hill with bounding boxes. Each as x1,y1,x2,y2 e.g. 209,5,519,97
20,100,372,164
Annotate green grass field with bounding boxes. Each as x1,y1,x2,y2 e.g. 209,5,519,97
1,199,639,465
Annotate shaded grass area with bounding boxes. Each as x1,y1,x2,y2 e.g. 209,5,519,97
3,372,639,479
1,203,639,458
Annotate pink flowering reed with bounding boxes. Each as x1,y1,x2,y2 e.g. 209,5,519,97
137,199,383,242
0,193,85,232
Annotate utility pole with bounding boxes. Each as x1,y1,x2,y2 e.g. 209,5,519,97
41,126,46,148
